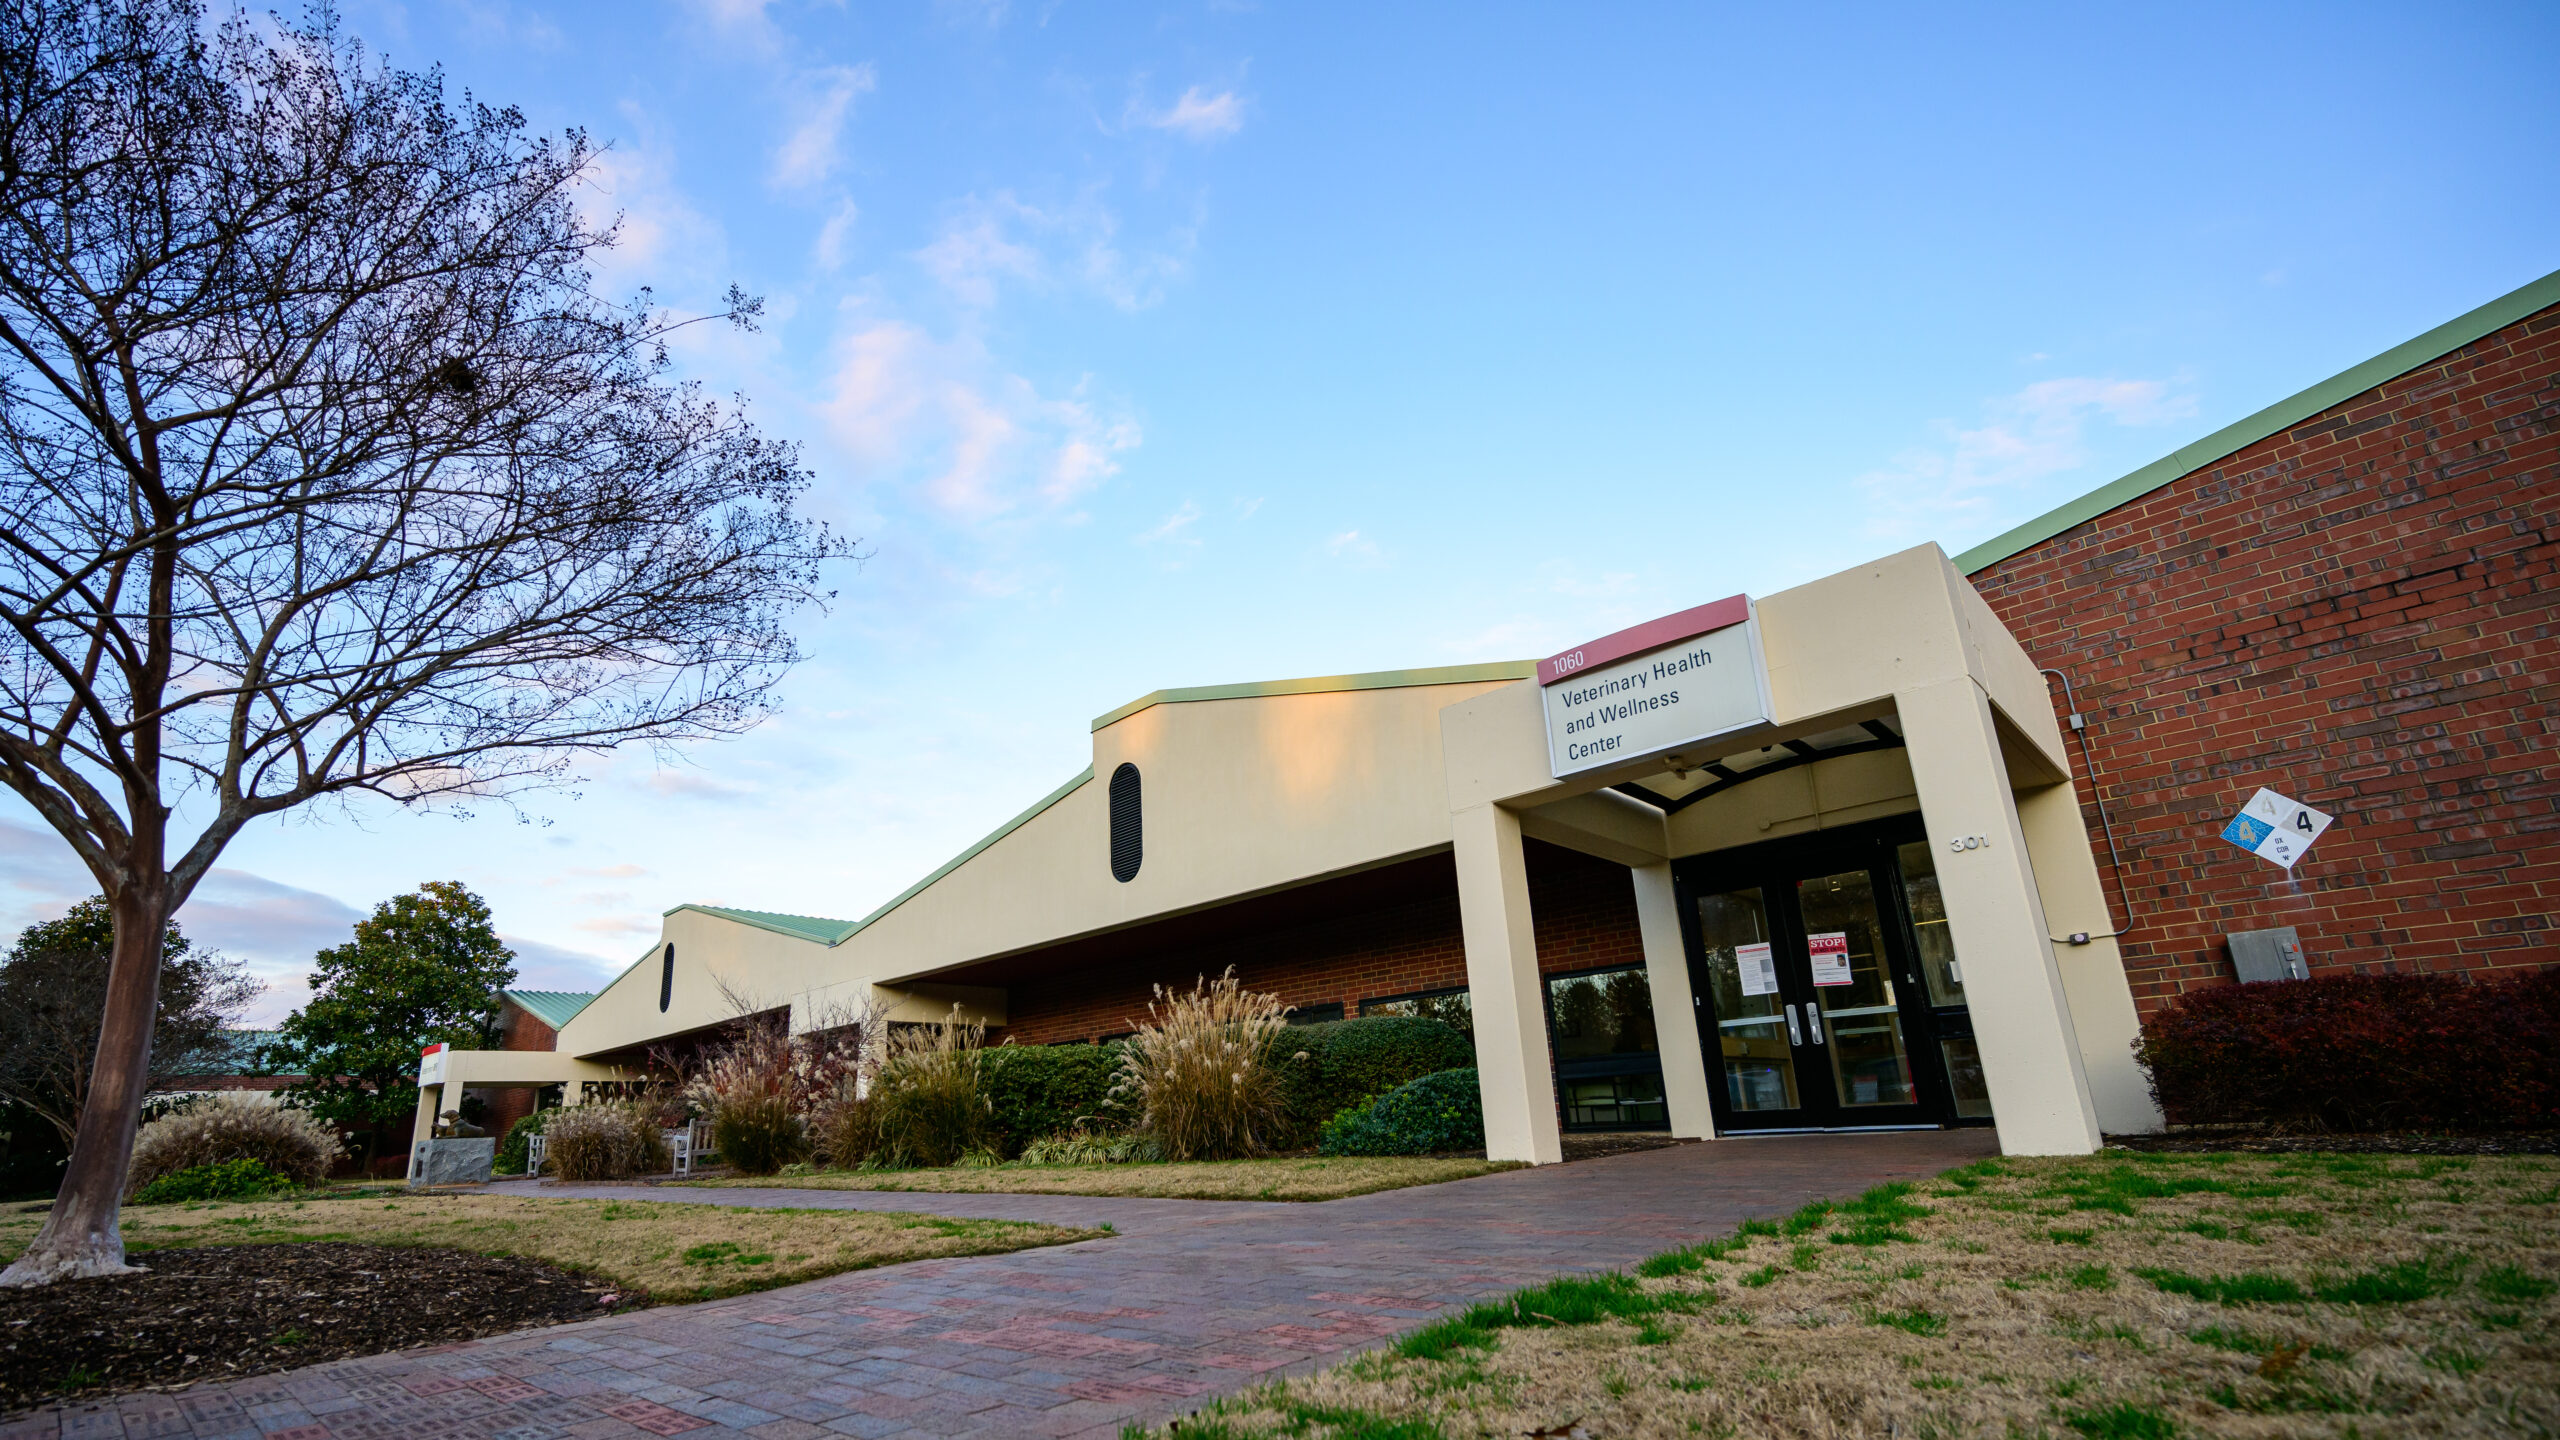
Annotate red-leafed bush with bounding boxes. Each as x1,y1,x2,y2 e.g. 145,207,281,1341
2135,967,2560,1131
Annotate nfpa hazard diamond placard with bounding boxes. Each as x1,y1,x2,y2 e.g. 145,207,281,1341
2220,786,2333,870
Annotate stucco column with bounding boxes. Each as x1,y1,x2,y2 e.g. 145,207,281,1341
1896,678,2102,1155
406,1083,441,1181
1452,802,1563,1165
1631,862,1716,1139
2014,781,2164,1134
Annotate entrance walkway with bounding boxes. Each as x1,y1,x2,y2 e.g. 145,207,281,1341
9,1131,1993,1440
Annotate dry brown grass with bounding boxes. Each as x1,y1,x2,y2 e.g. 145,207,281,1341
0,1192,1097,1301
1156,1150,2560,1439
688,1154,1521,1201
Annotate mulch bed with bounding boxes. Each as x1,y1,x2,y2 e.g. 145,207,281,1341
2106,1128,2560,1156
1,1242,614,1413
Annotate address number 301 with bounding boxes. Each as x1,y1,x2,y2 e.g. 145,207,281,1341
1946,834,1992,853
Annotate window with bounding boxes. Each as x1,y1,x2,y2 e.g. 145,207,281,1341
658,945,674,1013
1286,1001,1345,1026
1560,1073,1668,1128
1109,763,1143,882
1360,987,1473,1039
1545,966,1660,1062
1895,840,1992,1118
1544,964,1668,1132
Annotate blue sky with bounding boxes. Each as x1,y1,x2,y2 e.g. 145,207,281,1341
3,2,2553,1021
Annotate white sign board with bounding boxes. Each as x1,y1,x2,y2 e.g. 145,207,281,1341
2219,786,2333,870
1540,595,1774,778
1808,932,1853,986
1735,941,1779,997
417,1043,448,1087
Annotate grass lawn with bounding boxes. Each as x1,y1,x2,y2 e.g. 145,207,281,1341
1151,1150,2560,1439
0,1190,1100,1301
683,1154,1521,1202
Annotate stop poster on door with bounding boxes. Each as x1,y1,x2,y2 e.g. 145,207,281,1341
1735,942,1779,997
1808,932,1853,986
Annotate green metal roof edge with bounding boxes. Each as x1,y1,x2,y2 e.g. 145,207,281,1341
502,989,597,1029
1954,266,2560,574
1092,660,1540,732
669,905,863,945
660,903,854,945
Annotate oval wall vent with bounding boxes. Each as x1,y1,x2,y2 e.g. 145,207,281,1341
659,944,675,1012
1109,763,1143,882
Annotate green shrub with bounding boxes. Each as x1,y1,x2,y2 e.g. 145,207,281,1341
982,1043,1126,1154
1279,1016,1474,1142
126,1093,342,1194
495,1109,554,1174
130,1157,291,1204
1318,1068,1483,1156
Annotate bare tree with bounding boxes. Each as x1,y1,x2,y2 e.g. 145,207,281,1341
0,1,849,1284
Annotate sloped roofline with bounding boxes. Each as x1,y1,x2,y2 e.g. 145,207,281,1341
640,661,1542,966
501,989,597,1030
1091,660,1538,732
1954,266,2560,574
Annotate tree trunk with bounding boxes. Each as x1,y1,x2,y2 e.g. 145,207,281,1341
0,885,167,1287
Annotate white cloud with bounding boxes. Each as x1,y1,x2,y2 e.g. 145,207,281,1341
1138,86,1245,141
1135,502,1202,547
916,206,1047,309
915,192,1188,312
575,128,728,297
820,320,1141,522
814,197,861,270
771,64,877,190
1322,529,1384,567
1857,376,2196,542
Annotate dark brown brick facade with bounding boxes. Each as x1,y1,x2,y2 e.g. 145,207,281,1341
1970,303,2560,1010
1002,842,1648,1043
475,1001,564,1136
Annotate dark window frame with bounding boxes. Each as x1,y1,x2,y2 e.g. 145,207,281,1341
1108,762,1143,882
1358,984,1469,1015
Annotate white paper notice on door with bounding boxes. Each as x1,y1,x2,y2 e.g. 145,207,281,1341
1735,941,1779,997
1808,932,1854,986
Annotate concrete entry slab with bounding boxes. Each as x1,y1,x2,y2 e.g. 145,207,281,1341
10,1131,1995,1440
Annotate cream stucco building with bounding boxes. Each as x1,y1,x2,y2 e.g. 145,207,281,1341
418,542,2161,1164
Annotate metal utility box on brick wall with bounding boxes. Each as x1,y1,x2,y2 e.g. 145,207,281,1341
2227,926,2309,984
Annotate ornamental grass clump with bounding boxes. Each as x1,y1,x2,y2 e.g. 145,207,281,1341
683,1016,811,1174
1114,968,1292,1161
542,1101,670,1181
869,1008,995,1167
125,1093,341,1195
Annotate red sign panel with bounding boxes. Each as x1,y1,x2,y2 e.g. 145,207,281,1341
1539,594,1751,687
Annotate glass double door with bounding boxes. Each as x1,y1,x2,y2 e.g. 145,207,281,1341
1677,816,1993,1131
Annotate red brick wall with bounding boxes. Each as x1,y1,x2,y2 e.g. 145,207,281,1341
1003,842,1648,1043
1970,302,2560,1010
476,1004,563,1136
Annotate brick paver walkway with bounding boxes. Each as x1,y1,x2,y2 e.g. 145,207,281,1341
9,1130,1994,1440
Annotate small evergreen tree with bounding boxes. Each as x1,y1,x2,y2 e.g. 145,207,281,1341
0,900,255,1148
267,883,517,1167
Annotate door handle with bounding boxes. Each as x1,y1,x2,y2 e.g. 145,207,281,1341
1784,1004,1801,1045
1806,1007,1824,1045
